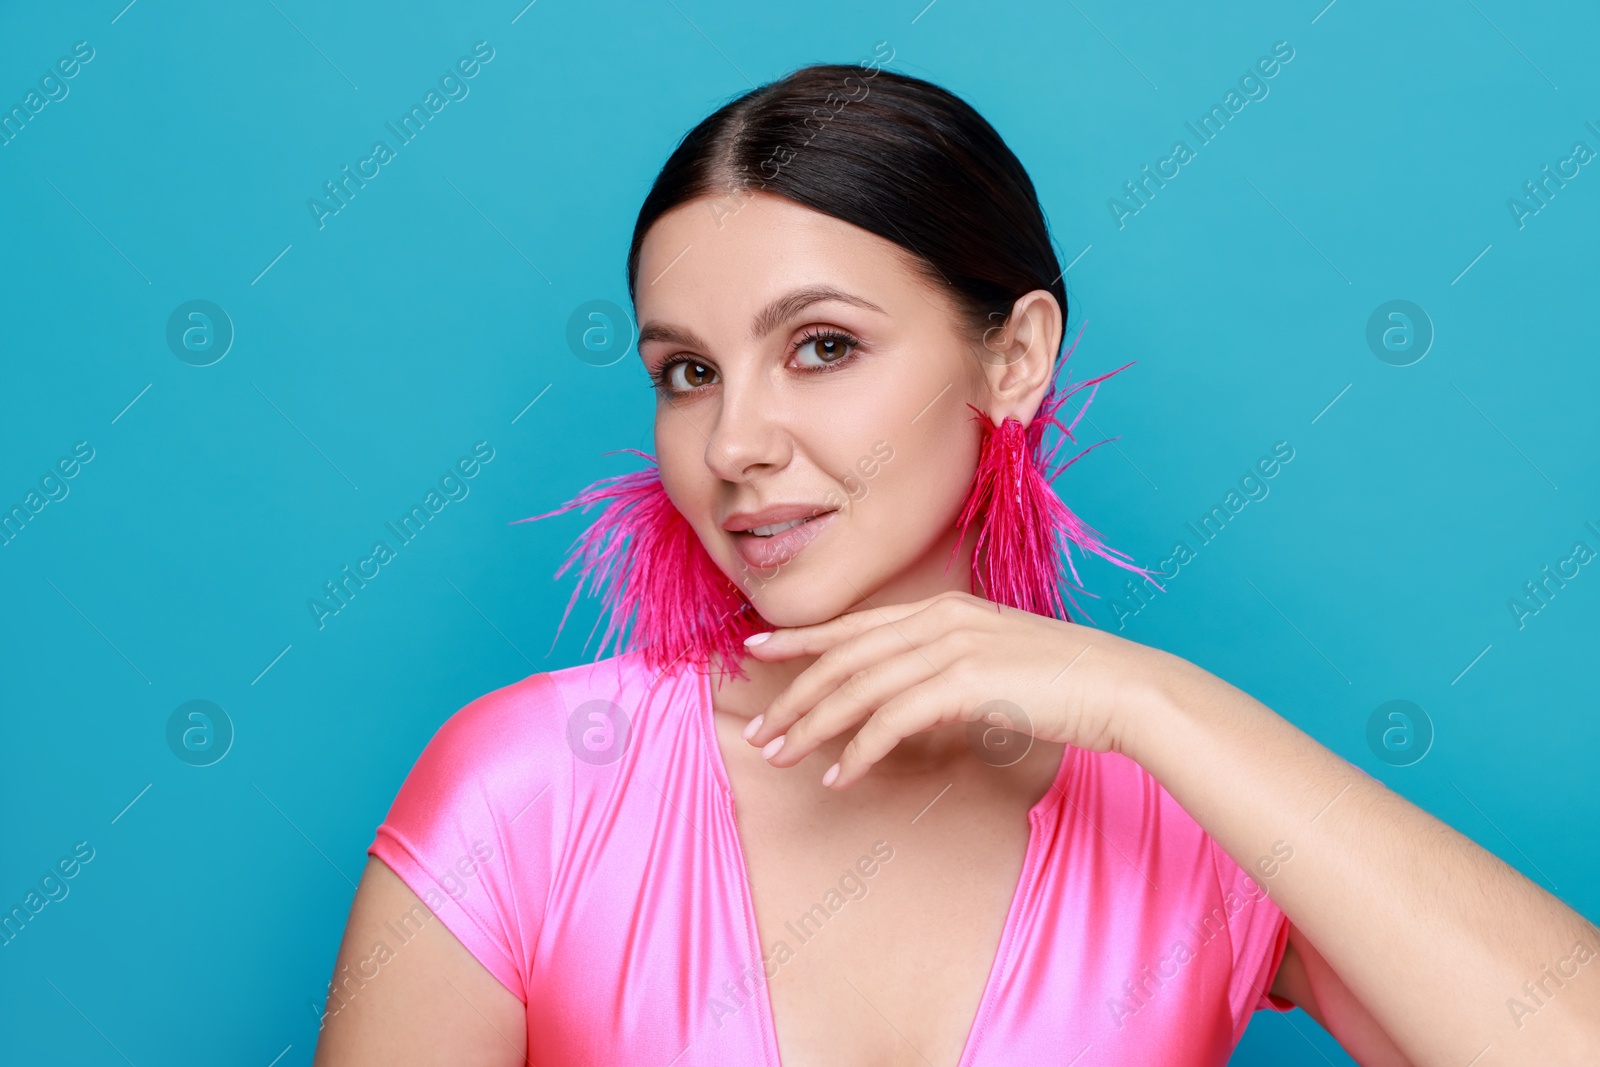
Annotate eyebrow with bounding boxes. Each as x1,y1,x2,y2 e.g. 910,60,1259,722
637,284,885,352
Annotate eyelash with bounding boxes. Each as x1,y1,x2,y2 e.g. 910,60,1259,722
647,328,864,395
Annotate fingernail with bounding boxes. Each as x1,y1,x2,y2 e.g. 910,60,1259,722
744,632,772,647
822,763,840,787
742,714,764,741
761,735,786,760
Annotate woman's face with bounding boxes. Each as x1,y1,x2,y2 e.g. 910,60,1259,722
634,191,1043,628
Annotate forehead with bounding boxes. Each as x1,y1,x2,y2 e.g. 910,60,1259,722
633,192,949,329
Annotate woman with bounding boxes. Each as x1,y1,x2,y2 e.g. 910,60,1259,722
313,61,1599,1066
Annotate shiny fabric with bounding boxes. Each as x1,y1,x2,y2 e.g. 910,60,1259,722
368,649,1294,1064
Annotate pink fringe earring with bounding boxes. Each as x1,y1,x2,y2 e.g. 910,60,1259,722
948,320,1163,620
511,448,769,682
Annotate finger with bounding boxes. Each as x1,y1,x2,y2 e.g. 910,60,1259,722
764,642,953,767
826,678,971,790
743,590,963,662
745,602,957,748
742,602,914,662
749,616,929,747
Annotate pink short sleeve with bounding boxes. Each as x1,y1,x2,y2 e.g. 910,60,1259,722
1208,834,1295,1037
367,672,571,1004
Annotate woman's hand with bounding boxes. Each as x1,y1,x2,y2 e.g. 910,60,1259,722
740,589,1179,788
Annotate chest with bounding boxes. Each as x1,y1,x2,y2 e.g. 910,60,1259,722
713,713,1059,1067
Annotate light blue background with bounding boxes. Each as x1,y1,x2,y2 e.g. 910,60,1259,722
2,1,1596,1063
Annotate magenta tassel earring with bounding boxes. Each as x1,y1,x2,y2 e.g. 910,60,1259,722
947,320,1163,621
511,448,768,681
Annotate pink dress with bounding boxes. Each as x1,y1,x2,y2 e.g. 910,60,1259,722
367,648,1294,1064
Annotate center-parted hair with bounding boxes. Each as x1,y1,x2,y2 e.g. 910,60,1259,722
625,61,1068,345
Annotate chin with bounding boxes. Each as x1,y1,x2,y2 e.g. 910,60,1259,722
739,574,852,629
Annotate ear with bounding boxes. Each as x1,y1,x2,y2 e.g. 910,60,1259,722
978,290,1063,426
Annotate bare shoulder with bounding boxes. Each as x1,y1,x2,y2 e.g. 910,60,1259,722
311,856,525,1066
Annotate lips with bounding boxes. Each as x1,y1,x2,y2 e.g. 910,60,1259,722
728,509,837,571
722,502,837,533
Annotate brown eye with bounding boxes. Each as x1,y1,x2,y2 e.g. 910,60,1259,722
794,329,860,368
667,359,717,391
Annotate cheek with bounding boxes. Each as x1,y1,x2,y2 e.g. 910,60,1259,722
653,416,753,583
852,420,979,545
655,423,713,524
662,457,713,527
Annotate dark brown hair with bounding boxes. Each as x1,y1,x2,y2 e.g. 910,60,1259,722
625,61,1067,347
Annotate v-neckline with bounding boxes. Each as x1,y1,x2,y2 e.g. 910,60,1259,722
690,663,1073,1066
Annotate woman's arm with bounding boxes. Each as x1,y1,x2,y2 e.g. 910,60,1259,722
743,592,1599,1065
311,857,526,1067
1128,647,1600,1067
1271,925,1415,1066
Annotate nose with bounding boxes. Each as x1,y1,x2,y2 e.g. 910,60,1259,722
701,369,793,485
